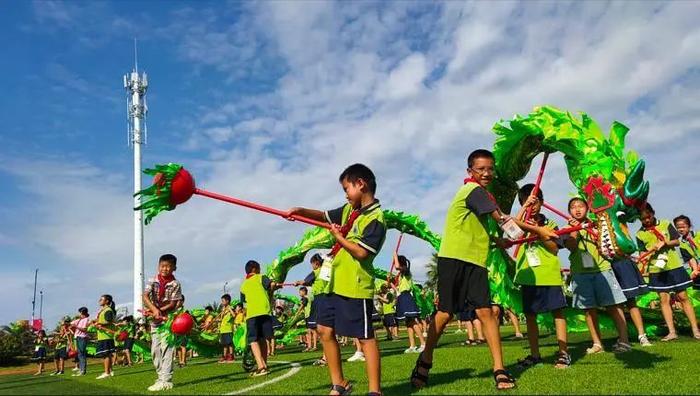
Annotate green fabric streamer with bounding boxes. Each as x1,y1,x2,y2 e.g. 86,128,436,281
134,163,183,224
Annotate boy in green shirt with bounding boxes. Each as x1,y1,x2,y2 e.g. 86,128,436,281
288,164,386,395
513,184,570,368
217,294,235,363
410,150,557,391
240,260,279,376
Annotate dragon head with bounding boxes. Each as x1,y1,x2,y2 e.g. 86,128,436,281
583,160,649,259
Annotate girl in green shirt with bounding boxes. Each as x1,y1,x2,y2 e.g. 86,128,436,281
638,204,699,341
673,215,700,289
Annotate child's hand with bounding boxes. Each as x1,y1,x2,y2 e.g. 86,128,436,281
329,223,343,240
536,226,559,240
524,195,539,208
653,241,666,251
293,280,303,286
493,237,513,249
568,219,580,227
286,207,302,221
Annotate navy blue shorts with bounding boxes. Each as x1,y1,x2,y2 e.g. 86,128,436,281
649,267,693,293
271,317,283,330
316,293,374,339
382,313,397,328
521,285,567,314
458,309,477,322
95,339,115,357
32,347,46,361
219,332,233,346
306,297,320,329
123,338,134,351
246,315,273,343
54,347,67,360
612,258,648,299
396,291,421,321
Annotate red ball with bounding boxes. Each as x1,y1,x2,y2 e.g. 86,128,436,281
169,168,196,206
117,330,129,342
67,349,78,359
171,312,194,336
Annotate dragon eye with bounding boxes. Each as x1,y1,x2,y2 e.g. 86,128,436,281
616,211,626,219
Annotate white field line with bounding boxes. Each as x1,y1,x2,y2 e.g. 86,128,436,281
226,360,302,395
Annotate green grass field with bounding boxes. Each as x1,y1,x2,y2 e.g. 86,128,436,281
1,325,698,395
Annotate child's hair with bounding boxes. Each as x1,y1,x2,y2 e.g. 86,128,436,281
310,253,323,265
38,329,46,337
568,197,588,211
518,183,544,205
299,286,308,294
533,213,546,226
123,315,134,323
221,294,231,303
102,294,116,311
339,164,376,194
467,149,494,168
397,255,412,277
159,254,177,269
673,215,692,227
205,305,213,312
63,317,71,324
642,202,655,214
245,260,261,274
379,283,388,293
78,306,88,316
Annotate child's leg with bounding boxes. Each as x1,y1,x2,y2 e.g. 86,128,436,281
626,299,646,336
475,319,485,340
406,321,416,348
60,357,65,372
525,313,540,357
250,339,267,369
465,320,475,341
658,292,676,335
391,325,398,338
421,310,453,364
359,338,381,393
552,309,568,353
606,305,629,344
676,291,700,335
508,310,523,335
317,325,344,388
584,309,603,346
475,307,507,372
126,349,132,365
413,320,425,346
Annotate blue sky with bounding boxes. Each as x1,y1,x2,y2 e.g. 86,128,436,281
1,1,699,327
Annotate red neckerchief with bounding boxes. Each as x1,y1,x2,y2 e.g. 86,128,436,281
329,209,361,257
463,177,498,205
157,274,175,305
245,273,256,279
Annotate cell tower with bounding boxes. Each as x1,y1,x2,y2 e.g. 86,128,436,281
124,40,148,318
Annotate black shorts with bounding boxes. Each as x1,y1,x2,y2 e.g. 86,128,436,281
123,338,135,351
219,332,233,346
382,313,397,328
306,296,323,329
32,347,47,361
437,257,490,314
54,347,67,360
95,339,115,357
246,315,274,343
316,293,374,339
458,309,477,322
521,285,567,314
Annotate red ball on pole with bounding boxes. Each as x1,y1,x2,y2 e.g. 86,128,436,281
117,330,129,342
169,168,196,206
171,312,195,336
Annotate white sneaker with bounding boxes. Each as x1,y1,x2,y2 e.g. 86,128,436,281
422,332,428,338
638,334,653,347
404,346,417,354
72,372,85,377
72,367,80,372
347,352,365,362
417,344,425,353
148,382,173,391
96,373,110,380
109,371,114,377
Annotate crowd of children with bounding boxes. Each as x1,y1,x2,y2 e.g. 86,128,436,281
28,156,700,395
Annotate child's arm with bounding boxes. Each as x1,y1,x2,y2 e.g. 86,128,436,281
329,224,371,260
286,207,327,222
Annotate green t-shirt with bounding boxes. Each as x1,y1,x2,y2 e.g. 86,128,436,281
326,201,387,299
96,307,115,341
514,218,563,286
398,273,413,293
382,291,396,315
679,233,700,263
310,268,327,297
438,182,497,267
218,307,233,334
636,219,683,274
569,229,612,274
240,274,272,319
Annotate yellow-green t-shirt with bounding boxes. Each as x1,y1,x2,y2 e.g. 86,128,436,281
569,229,612,274
96,306,115,341
514,218,563,286
382,292,396,315
240,274,272,319
218,308,233,334
636,219,683,274
325,201,387,299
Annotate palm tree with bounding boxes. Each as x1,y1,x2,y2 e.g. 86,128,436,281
424,253,439,291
